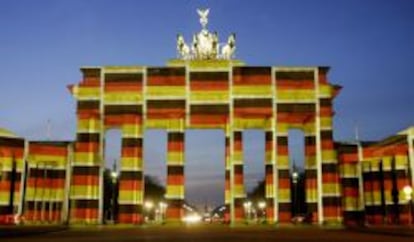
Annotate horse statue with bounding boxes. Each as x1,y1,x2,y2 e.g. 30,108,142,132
221,33,236,60
177,34,191,59
191,34,199,59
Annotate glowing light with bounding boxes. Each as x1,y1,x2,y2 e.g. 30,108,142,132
183,214,202,223
258,201,266,209
243,201,252,209
403,185,413,201
159,202,167,209
144,201,154,210
111,171,118,179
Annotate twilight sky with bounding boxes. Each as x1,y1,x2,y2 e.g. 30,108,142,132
1,0,413,208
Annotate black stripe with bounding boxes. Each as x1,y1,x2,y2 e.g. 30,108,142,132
322,163,338,173
147,100,185,109
73,199,99,209
165,199,183,208
122,138,142,147
72,166,100,176
118,204,142,214
278,170,290,179
278,203,291,212
104,105,142,115
234,165,243,174
0,137,24,147
277,103,315,113
168,132,184,142
323,196,341,206
265,131,273,142
190,104,229,114
233,131,242,140
321,130,333,140
77,133,100,143
81,68,100,78
234,98,272,107
305,169,317,179
341,178,359,187
265,164,273,175
190,72,228,81
120,171,142,180
147,67,185,76
319,98,332,107
305,136,316,145
233,66,271,76
276,71,314,80
277,136,288,146
168,166,184,175
307,202,317,212
336,143,358,153
105,73,143,83
77,100,100,110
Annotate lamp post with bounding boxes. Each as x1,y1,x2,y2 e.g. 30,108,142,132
144,200,154,223
110,169,118,223
292,171,299,216
243,201,252,223
258,201,266,223
159,201,167,224
403,185,413,226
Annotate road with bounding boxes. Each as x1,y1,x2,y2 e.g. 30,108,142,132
4,225,413,242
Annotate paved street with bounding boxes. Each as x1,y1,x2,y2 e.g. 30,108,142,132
3,225,414,242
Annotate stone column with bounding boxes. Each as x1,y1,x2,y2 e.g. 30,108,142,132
118,114,144,224
165,130,185,223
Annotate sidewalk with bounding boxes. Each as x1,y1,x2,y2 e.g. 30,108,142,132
347,225,414,237
0,225,67,238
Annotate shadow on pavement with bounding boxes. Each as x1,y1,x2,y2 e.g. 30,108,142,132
0,225,68,238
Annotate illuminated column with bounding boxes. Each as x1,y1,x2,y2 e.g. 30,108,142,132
70,108,102,224
408,129,414,224
371,160,383,224
118,114,144,224
320,129,342,223
224,134,231,223
166,129,185,222
0,135,24,224
362,162,374,224
68,69,103,224
304,134,318,223
392,153,410,224
382,157,393,223
231,131,245,223
265,131,276,223
276,134,291,223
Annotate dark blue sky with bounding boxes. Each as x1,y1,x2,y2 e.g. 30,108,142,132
1,0,413,208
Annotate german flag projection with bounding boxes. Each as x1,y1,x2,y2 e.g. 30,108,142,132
336,143,364,225
104,71,144,224
1,57,413,227
224,134,230,223
190,71,228,102
69,68,102,224
25,142,70,224
264,131,276,223
166,131,185,222
231,131,245,222
0,130,24,224
64,63,346,225
361,135,412,225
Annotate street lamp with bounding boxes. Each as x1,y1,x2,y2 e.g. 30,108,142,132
243,201,252,223
258,201,266,223
292,170,299,216
144,200,154,222
110,170,118,223
159,202,167,223
403,185,413,225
